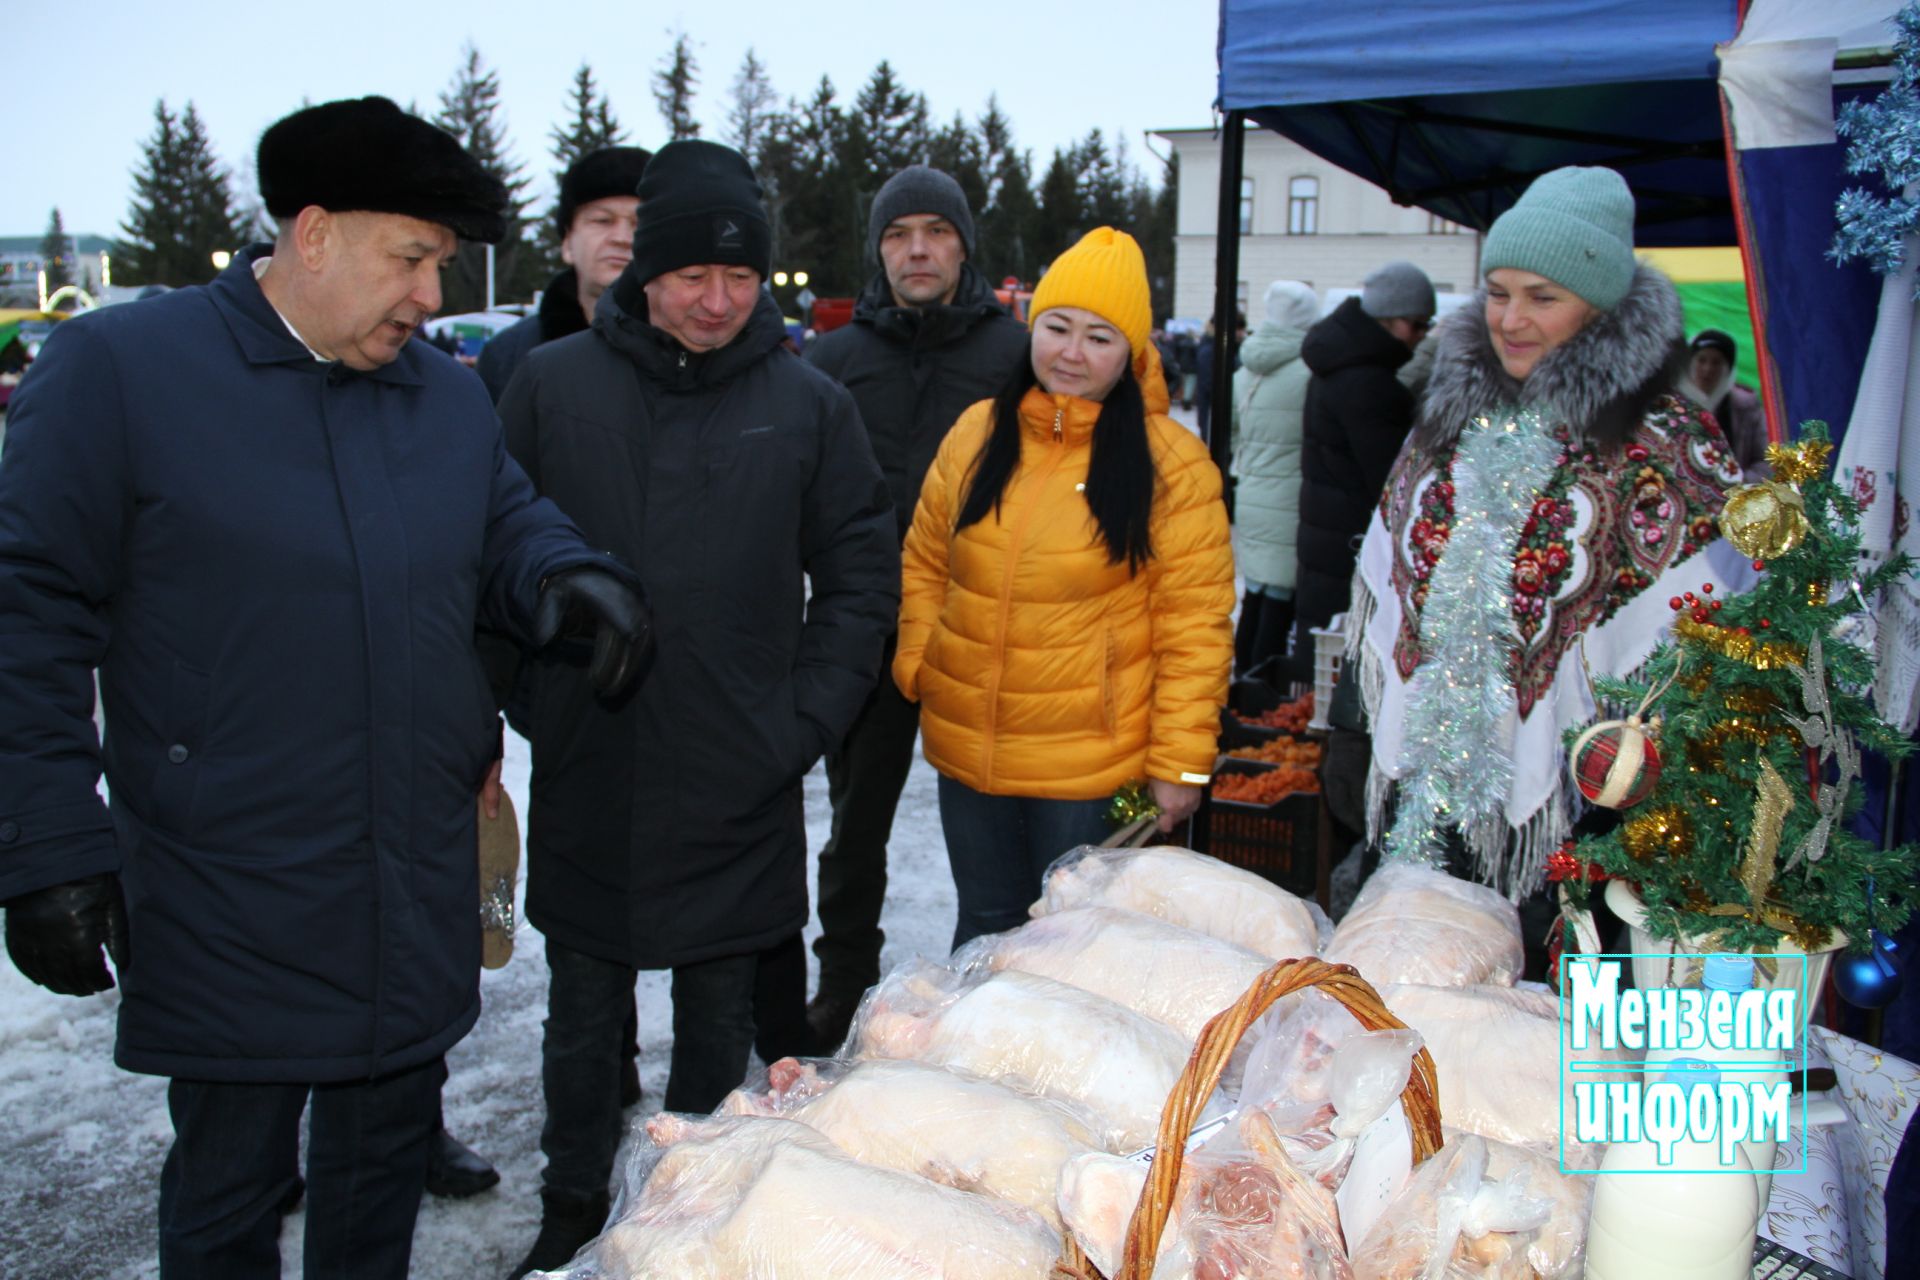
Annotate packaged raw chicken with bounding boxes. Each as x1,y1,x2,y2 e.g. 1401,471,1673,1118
955,906,1275,1041
1348,1134,1557,1280
1058,1109,1353,1279
1455,1130,1591,1279
1033,845,1325,961
1238,992,1421,1190
849,959,1196,1150
555,1113,1060,1279
718,1055,1106,1231
1383,983,1610,1162
1324,864,1522,988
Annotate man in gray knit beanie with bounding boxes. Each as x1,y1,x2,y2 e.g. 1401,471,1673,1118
801,164,1026,1051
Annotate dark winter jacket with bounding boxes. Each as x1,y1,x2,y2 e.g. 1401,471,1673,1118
0,248,610,1082
498,274,899,969
806,262,1028,541
475,267,591,404
1295,296,1416,633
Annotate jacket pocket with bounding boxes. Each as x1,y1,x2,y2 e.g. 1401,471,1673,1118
148,660,211,834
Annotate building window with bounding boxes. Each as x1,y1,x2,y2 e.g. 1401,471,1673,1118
1239,178,1254,235
1427,213,1464,235
1288,177,1319,235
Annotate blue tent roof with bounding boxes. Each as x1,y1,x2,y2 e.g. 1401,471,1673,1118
1218,0,1742,243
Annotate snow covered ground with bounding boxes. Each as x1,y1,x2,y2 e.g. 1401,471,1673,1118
0,733,959,1278
0,404,1223,1276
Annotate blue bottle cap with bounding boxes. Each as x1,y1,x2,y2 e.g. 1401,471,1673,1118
1665,1058,1722,1088
1702,953,1757,992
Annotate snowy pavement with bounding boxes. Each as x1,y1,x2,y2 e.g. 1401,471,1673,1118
0,732,959,1278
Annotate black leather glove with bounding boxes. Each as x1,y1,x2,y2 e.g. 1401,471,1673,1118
4,873,128,997
533,566,652,697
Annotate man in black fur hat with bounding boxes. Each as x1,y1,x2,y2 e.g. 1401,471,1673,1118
0,96,648,1279
476,145,651,402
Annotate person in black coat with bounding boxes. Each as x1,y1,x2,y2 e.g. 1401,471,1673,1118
0,98,647,1280
1292,261,1434,661
426,144,653,1203
800,165,1027,1050
475,146,650,404
498,141,899,1277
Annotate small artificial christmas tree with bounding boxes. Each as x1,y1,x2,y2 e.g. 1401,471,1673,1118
1563,424,1917,954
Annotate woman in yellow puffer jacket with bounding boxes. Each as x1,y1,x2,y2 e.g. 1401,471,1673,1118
894,227,1236,947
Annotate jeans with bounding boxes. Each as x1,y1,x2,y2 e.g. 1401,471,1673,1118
157,1057,442,1279
813,641,922,1000
539,937,768,1198
937,774,1117,949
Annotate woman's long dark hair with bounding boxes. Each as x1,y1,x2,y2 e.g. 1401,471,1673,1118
954,356,1157,573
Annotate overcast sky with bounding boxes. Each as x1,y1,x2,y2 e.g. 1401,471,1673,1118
13,3,1220,240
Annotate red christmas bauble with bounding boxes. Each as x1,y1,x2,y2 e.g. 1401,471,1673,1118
1569,718,1663,809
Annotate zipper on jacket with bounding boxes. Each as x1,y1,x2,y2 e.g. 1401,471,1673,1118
1052,407,1063,442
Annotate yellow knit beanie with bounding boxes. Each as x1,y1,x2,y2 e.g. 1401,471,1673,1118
1029,227,1152,356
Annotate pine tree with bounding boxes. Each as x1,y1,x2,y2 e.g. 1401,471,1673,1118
435,43,535,311
40,208,73,292
979,145,1039,285
1079,129,1132,230
1035,146,1084,266
653,31,702,142
772,76,864,293
117,100,247,287
1137,150,1180,323
928,111,988,230
725,49,778,164
551,63,626,177
850,62,929,181
1570,426,1917,953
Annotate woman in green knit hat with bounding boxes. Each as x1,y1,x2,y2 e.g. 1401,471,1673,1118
1337,165,1752,972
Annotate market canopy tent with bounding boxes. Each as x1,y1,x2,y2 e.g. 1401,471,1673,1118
1208,0,1903,461
1217,0,1742,244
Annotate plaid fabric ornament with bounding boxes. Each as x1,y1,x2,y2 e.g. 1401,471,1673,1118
1569,716,1663,808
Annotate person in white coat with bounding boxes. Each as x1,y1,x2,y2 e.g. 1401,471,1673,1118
1230,280,1318,673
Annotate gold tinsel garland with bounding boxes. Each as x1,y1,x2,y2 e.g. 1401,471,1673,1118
1672,616,1807,669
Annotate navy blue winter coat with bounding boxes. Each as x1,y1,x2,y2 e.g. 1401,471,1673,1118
0,249,611,1082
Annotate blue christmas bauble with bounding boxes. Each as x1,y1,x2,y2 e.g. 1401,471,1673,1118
1834,930,1903,1009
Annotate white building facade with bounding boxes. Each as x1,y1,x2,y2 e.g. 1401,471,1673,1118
1154,127,1483,322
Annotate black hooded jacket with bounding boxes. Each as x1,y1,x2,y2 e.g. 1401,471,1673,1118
806,262,1029,541
1295,296,1417,634
496,273,899,967
475,268,591,404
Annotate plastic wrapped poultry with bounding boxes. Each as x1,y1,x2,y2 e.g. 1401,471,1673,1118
1323,865,1523,988
1347,1133,1571,1280
566,1113,1061,1279
955,906,1276,1041
1382,983,1609,1162
718,1055,1106,1232
1032,845,1324,961
1238,992,1422,1190
1058,1109,1353,1280
850,960,1195,1151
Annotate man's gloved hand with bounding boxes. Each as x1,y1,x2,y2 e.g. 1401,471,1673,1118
533,567,652,697
4,873,128,996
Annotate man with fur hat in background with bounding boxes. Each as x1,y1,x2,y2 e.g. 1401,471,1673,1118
476,145,651,402
497,139,898,1276
799,164,1027,1052
0,96,649,1278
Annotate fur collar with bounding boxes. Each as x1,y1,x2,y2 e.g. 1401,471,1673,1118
1416,264,1685,451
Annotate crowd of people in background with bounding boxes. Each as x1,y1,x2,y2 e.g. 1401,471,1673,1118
0,87,1771,1280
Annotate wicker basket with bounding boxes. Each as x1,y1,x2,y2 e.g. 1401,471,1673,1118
1051,957,1444,1279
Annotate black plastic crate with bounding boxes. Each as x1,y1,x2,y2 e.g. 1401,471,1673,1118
1204,758,1320,897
